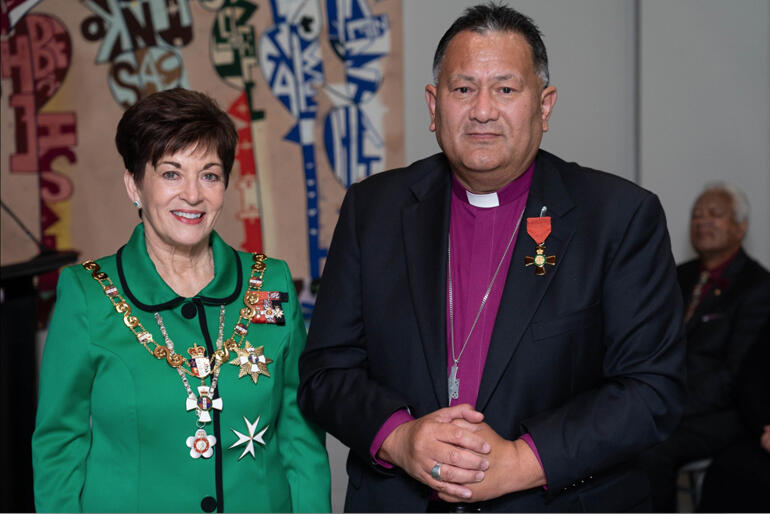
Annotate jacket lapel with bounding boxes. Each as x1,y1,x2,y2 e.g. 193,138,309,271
685,249,746,332
402,162,452,408
476,154,577,411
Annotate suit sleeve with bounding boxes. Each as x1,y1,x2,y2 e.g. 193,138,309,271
523,193,686,490
274,260,331,513
298,184,412,463
32,266,95,512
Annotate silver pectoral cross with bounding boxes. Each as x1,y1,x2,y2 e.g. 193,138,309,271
448,363,460,403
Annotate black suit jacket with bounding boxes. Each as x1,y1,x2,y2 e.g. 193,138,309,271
299,150,686,512
677,249,770,421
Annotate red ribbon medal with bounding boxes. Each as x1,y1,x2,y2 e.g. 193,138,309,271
526,217,551,245
525,217,556,275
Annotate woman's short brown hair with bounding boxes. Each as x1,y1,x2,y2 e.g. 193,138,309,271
115,88,238,187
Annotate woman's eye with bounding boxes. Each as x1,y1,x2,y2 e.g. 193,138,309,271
203,172,222,182
161,171,178,179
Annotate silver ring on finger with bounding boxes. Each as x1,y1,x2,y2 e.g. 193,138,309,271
431,463,442,481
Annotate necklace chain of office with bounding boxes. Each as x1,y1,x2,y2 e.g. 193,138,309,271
447,208,524,404
155,305,226,458
82,253,274,458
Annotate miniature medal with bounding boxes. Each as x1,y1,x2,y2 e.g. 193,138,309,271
524,215,555,275
229,341,273,383
187,428,216,459
251,291,288,325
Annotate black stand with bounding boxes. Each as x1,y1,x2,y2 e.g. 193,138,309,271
1,249,78,513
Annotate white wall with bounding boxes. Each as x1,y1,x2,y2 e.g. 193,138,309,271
402,0,769,269
640,0,770,267
404,0,638,181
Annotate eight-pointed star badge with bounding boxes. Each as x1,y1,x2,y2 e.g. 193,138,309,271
229,416,269,460
229,341,273,383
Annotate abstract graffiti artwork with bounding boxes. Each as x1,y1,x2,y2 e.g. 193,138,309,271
1,0,403,316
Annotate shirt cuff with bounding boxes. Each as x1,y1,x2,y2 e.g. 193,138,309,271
520,433,548,489
369,409,415,468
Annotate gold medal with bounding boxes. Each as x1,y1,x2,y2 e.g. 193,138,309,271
230,341,273,383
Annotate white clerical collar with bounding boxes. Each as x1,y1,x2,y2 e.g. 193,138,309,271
466,190,500,208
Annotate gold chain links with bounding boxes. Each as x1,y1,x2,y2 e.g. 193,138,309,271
82,253,267,371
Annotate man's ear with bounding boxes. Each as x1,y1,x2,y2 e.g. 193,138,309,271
540,85,557,132
425,84,438,132
736,219,748,241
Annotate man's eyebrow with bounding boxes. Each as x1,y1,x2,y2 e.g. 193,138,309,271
448,73,524,84
448,74,478,83
494,74,525,86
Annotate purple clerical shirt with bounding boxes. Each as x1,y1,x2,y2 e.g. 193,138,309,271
370,163,545,480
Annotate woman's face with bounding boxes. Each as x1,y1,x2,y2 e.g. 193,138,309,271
124,145,226,253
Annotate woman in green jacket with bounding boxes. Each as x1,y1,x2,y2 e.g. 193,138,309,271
32,88,331,513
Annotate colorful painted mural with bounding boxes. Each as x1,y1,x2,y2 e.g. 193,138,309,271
0,0,403,316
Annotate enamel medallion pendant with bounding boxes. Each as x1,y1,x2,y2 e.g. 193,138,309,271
187,344,212,378
186,385,223,423
187,428,216,459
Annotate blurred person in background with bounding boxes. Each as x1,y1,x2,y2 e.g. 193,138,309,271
639,182,770,512
699,323,770,512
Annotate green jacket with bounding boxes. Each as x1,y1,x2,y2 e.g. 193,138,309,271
33,224,331,513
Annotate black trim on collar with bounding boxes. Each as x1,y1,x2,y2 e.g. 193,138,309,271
116,246,244,312
117,245,184,312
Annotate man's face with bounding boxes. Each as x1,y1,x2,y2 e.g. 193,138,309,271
690,190,747,259
425,30,556,192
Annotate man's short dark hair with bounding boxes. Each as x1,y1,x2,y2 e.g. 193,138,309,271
115,88,238,187
432,2,550,87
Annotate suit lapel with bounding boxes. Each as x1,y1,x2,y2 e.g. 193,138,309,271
476,155,577,411
685,249,746,332
402,164,452,407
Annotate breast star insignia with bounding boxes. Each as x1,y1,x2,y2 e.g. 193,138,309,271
229,341,273,383
229,416,269,460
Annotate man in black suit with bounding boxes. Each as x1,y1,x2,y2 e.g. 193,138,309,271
299,4,685,512
699,321,770,512
639,182,770,512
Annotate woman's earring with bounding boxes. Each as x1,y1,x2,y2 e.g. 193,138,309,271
134,200,141,208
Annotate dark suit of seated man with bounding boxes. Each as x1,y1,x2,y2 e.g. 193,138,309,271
299,3,686,512
639,183,770,512
699,322,770,513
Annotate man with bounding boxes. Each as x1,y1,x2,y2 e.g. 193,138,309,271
639,183,770,512
699,320,770,513
299,4,685,512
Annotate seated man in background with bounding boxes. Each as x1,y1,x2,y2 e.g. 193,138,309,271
639,182,770,512
699,322,770,512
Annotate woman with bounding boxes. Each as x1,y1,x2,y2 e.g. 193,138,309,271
32,88,331,512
